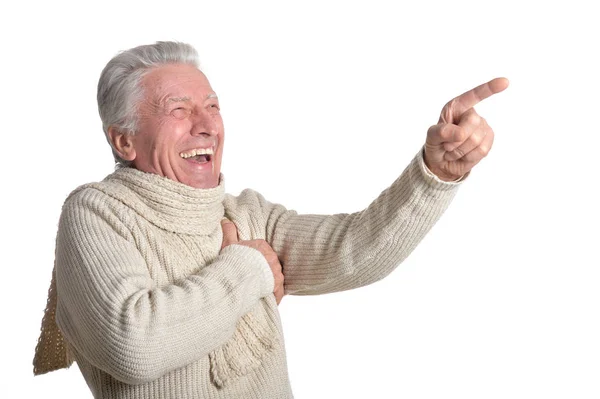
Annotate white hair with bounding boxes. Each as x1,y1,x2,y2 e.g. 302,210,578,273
97,41,200,165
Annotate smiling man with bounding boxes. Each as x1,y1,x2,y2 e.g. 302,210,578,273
109,63,224,189
33,41,507,399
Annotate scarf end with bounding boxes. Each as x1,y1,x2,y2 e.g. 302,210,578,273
209,307,278,388
33,266,76,376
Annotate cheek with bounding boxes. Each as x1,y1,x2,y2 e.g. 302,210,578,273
156,121,192,148
216,118,225,142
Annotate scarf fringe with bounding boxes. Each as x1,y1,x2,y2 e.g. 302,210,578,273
209,306,277,388
33,266,75,375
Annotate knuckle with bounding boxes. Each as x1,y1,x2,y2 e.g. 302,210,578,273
427,124,440,138
272,256,282,267
441,124,453,139
451,147,466,159
455,126,467,142
471,132,484,146
251,240,264,251
443,142,456,152
466,112,480,125
446,99,458,110
440,103,449,115
439,102,454,122
269,256,279,268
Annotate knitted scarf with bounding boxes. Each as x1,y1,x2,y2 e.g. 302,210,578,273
33,168,277,388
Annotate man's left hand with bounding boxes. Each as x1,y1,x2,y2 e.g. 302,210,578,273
424,77,509,181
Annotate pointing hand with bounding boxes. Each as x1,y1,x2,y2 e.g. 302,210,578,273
424,78,509,181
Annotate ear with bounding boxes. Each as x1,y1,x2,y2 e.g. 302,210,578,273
108,126,136,162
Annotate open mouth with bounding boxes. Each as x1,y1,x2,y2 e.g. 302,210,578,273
180,148,214,164
190,154,211,163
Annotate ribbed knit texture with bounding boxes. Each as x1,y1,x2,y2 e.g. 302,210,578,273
34,150,461,398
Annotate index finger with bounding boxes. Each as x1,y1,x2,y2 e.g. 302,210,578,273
453,77,509,112
438,77,509,124
221,219,239,249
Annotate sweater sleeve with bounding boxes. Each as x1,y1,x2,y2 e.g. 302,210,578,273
54,192,274,385
225,149,462,295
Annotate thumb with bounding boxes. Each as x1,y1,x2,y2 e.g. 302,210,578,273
221,219,239,249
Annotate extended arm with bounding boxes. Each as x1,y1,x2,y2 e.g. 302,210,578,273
225,78,508,296
225,150,461,296
55,193,274,384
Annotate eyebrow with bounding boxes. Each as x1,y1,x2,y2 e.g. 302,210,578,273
166,96,191,103
165,93,218,104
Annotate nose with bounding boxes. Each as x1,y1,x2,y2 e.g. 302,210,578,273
190,110,218,138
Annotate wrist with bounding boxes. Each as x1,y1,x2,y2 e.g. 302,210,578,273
422,148,463,182
428,166,463,182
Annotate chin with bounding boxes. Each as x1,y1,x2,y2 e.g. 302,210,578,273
189,176,219,189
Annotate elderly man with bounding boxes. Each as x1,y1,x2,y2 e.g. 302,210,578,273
33,41,507,398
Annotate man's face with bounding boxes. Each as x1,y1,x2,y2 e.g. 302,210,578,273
127,63,224,189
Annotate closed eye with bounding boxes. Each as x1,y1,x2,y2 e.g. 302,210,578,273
171,107,191,119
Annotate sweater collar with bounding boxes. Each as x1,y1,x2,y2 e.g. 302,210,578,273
95,167,225,235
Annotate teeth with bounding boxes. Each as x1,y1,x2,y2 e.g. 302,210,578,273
180,147,214,159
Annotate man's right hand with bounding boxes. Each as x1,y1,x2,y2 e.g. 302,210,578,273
220,219,285,305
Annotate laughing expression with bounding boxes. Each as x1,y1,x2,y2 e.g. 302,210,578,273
124,63,224,189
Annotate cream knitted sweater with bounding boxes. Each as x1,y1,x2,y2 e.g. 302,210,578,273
34,150,461,398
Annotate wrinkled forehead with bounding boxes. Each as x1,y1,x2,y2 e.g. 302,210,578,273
143,64,215,103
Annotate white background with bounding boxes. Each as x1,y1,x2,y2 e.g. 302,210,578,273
1,0,598,398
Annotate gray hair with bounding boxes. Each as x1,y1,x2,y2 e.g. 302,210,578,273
97,41,200,165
